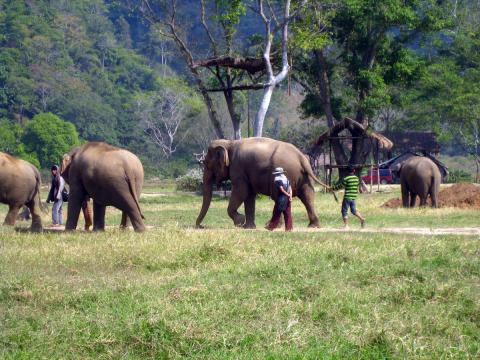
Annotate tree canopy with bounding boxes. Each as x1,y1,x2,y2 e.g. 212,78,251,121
0,0,478,179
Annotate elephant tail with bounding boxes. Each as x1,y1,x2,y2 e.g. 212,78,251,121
125,173,145,220
33,168,46,211
306,169,339,203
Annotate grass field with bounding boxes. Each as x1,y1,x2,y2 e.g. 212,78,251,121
1,185,479,359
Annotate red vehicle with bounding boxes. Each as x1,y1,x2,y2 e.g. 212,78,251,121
361,168,394,185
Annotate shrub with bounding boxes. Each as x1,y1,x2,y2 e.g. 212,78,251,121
448,169,472,183
22,112,80,168
176,168,203,192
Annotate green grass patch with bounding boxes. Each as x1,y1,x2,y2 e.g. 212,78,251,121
0,184,479,358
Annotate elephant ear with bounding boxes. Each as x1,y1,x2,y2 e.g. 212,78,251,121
392,162,402,173
60,147,79,181
60,154,71,174
214,146,229,168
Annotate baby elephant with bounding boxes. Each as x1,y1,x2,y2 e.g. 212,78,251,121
394,156,441,208
0,152,43,232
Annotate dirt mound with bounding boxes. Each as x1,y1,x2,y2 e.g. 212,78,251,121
382,198,403,208
382,183,480,209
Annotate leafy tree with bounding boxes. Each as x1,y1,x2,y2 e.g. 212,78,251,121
0,119,23,154
398,1,480,181
22,113,80,168
0,119,40,167
292,0,452,173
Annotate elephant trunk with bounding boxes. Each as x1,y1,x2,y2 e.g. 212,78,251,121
196,172,213,228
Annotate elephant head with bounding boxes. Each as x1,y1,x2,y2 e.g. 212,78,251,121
60,147,80,184
196,141,231,227
391,162,403,176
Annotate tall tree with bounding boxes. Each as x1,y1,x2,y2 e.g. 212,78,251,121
398,0,480,181
140,0,254,139
252,0,298,137
293,0,451,171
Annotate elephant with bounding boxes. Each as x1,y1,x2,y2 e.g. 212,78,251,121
393,156,441,208
196,137,329,229
61,142,146,232
0,152,43,232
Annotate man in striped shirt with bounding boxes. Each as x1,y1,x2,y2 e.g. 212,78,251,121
331,166,365,229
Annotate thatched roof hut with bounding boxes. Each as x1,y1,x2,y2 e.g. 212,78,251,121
314,117,394,150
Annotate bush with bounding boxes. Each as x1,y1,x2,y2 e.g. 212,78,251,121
448,169,472,183
22,112,80,168
176,168,203,192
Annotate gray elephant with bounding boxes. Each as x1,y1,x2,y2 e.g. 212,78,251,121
196,138,329,229
393,156,441,208
0,152,43,232
61,142,146,232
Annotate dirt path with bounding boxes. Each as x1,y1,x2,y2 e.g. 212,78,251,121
37,225,480,236
288,226,480,236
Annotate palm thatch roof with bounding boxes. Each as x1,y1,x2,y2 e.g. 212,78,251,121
315,117,393,150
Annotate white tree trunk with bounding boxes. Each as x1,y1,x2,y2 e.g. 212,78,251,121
253,0,292,137
254,86,274,136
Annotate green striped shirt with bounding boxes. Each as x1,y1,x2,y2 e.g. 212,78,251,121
332,175,360,200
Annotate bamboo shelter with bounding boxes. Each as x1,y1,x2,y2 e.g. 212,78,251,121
314,117,394,192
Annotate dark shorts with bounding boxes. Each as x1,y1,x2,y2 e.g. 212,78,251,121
341,198,357,218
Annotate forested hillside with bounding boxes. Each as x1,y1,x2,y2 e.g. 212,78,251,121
0,0,479,177
0,0,207,174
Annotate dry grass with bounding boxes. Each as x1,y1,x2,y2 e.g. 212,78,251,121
0,185,479,359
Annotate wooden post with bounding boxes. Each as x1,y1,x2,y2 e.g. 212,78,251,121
247,91,250,137
376,141,381,192
329,138,332,186
370,164,373,193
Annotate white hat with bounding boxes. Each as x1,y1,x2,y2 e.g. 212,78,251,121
272,167,285,175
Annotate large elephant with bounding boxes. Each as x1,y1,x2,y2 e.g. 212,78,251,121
394,156,441,208
0,152,43,232
61,142,146,232
196,138,329,229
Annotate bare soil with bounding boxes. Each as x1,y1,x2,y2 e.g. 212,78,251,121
382,183,480,209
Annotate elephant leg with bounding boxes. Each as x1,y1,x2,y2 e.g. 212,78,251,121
112,192,145,232
401,182,410,208
298,184,320,228
120,212,131,230
419,195,428,207
430,190,438,208
4,204,21,226
26,198,42,232
227,185,247,227
409,192,417,207
65,188,85,231
243,194,256,229
82,199,93,231
93,201,106,232
108,189,145,232
128,210,145,233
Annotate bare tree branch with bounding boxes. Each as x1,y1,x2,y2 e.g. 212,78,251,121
140,0,226,139
254,0,294,136
206,83,267,92
136,88,190,158
200,0,219,56
192,56,266,74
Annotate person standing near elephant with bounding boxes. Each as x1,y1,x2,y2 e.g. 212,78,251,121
266,167,293,231
331,166,365,229
47,165,65,227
